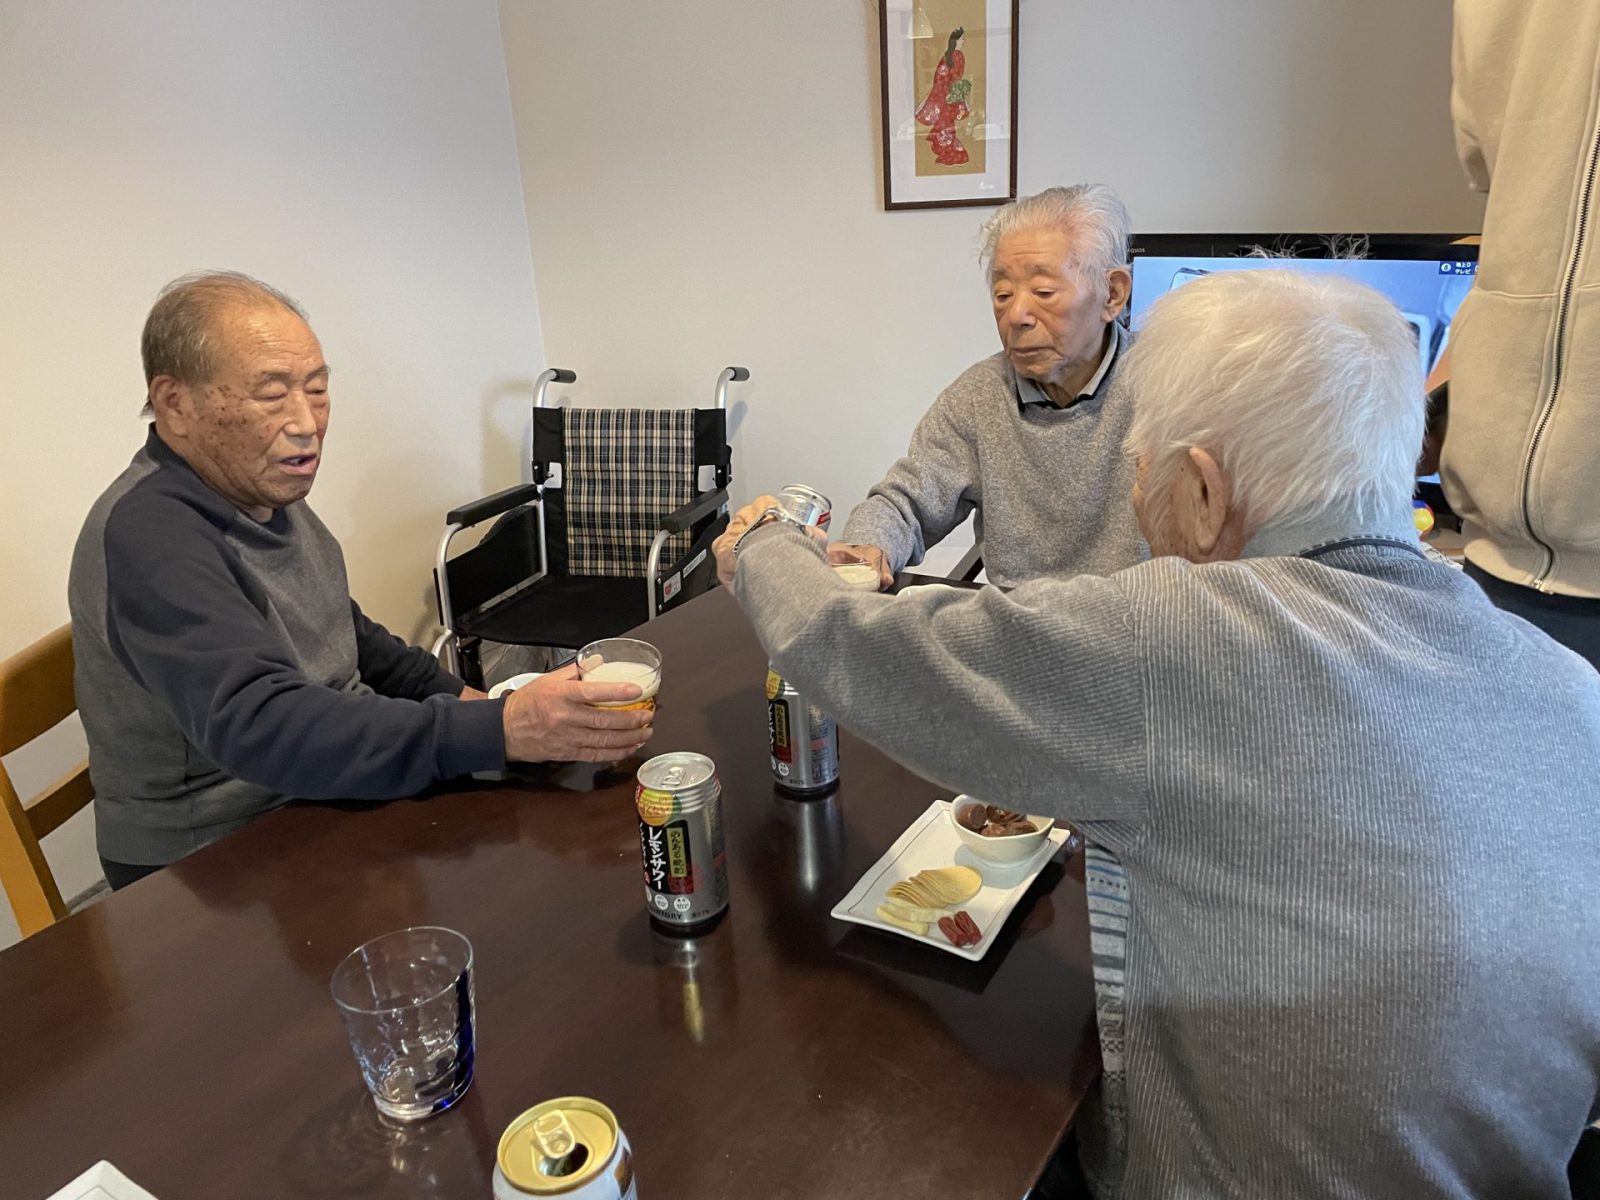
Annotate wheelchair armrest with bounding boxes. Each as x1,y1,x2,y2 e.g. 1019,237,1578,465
660,487,728,535
447,483,541,528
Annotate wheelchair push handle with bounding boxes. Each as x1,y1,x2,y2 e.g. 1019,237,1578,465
536,367,577,408
715,366,750,410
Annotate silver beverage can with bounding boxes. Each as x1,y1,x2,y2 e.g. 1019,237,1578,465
493,1096,637,1199
766,666,840,795
776,484,832,530
635,752,728,933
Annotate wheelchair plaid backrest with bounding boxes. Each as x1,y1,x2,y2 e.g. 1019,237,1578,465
562,408,697,576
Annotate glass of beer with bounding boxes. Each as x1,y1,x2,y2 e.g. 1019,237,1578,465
576,637,661,712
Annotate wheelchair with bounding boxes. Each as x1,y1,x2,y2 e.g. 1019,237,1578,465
434,366,746,689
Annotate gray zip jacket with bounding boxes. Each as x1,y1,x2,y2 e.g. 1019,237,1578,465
1443,0,1600,596
735,511,1600,1198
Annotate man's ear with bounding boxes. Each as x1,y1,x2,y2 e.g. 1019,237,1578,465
1186,446,1234,557
148,375,191,434
1104,266,1132,321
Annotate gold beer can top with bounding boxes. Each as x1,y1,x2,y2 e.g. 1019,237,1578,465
498,1096,619,1195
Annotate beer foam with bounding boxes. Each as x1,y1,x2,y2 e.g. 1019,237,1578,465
831,562,881,591
583,659,661,702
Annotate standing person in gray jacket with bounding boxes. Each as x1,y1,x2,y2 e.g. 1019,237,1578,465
830,184,1148,589
1438,0,1600,668
717,270,1600,1198
69,272,654,889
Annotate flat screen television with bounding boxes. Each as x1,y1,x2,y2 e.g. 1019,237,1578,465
1127,233,1480,381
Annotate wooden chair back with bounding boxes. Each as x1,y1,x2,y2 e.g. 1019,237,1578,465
0,625,94,937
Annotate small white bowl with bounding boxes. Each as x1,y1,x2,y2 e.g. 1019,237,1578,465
487,671,542,700
948,796,1054,864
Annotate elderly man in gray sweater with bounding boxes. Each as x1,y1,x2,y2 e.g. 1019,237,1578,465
831,183,1148,589
717,270,1600,1198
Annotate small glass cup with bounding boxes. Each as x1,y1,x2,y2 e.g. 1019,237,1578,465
576,637,662,712
331,926,476,1122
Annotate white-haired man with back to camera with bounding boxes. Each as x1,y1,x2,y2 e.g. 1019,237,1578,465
830,183,1148,589
717,270,1600,1197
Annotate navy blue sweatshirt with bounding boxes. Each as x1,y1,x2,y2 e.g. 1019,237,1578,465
68,427,506,865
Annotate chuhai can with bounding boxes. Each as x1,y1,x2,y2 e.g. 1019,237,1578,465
493,1096,637,1199
776,484,831,530
635,752,728,933
766,667,839,796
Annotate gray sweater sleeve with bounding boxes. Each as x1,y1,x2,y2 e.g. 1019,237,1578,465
839,384,979,573
735,525,1150,822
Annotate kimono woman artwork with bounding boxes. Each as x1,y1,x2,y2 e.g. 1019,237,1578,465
915,27,972,167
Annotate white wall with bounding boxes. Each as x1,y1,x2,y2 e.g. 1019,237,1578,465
0,0,543,943
500,0,1484,529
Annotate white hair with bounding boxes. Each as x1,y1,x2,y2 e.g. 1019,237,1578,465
978,184,1131,283
1122,269,1424,530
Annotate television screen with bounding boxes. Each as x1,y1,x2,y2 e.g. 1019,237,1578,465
1127,234,1478,380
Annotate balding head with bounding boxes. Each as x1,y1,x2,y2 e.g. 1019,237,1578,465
141,271,307,414
140,272,329,520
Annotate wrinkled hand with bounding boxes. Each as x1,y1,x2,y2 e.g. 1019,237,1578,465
825,542,893,591
501,663,654,762
713,495,783,590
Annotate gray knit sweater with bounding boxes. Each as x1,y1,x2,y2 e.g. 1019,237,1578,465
735,510,1600,1199
840,323,1147,586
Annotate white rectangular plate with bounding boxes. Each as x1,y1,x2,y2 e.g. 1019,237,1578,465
45,1161,161,1200
830,800,1068,961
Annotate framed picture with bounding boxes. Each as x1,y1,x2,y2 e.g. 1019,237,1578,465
879,0,1018,210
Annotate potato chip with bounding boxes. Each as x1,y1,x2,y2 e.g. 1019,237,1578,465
934,866,982,902
887,880,934,907
883,866,983,928
894,866,982,907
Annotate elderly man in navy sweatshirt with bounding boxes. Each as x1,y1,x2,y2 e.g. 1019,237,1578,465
717,271,1600,1198
69,272,652,889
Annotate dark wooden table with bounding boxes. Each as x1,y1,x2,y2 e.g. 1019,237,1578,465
0,587,1097,1200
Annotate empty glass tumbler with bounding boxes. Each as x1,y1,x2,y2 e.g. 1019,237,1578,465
331,926,476,1121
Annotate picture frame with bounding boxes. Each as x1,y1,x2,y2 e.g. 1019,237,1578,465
878,0,1018,211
